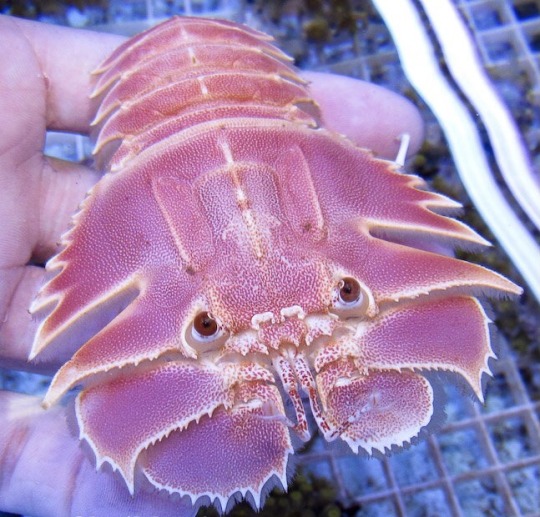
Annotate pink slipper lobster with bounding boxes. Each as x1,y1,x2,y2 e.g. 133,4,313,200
30,16,521,512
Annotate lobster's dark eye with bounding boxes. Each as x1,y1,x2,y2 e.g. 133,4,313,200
331,276,371,318
339,277,362,305
193,312,219,339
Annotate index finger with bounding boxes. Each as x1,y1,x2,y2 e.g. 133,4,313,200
2,16,423,153
1,15,123,133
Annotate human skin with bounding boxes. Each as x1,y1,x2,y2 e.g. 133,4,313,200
0,14,423,516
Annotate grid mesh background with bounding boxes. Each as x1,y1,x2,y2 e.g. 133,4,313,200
3,1,540,515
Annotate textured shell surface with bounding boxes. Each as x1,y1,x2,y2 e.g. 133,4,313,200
30,16,521,513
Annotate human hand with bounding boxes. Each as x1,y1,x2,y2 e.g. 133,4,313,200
0,15,423,517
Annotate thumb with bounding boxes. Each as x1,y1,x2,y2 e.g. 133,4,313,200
0,391,194,517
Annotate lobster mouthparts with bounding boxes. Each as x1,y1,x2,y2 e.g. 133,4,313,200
30,16,521,512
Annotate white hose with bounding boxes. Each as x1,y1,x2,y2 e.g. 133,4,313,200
373,0,540,302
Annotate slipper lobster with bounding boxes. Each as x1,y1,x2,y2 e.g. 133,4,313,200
30,16,521,512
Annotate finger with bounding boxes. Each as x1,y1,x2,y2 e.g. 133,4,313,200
304,71,424,160
0,263,78,374
0,266,51,374
0,391,194,516
34,157,100,264
0,156,99,269
0,15,124,133
0,17,115,265
0,23,111,375
0,158,99,374
0,16,424,147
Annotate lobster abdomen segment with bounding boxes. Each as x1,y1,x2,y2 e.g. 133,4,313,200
91,16,320,168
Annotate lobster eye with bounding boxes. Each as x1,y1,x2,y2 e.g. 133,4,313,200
331,276,370,318
192,312,219,340
339,277,362,305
